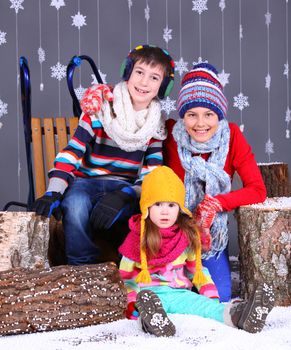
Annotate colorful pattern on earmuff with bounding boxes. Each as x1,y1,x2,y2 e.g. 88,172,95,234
120,44,175,100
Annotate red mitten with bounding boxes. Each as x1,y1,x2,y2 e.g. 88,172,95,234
125,301,139,320
80,84,113,115
194,194,223,252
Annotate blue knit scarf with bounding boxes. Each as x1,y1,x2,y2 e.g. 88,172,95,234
172,119,231,259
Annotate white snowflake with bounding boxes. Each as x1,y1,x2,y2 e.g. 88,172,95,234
38,47,45,63
91,71,107,85
265,74,271,89
0,31,7,46
219,0,225,11
50,0,65,11
285,107,291,123
175,57,189,76
239,124,244,132
239,24,243,40
10,0,24,14
163,26,172,43
233,92,249,111
72,11,87,29
145,4,150,22
265,138,274,156
192,0,208,15
265,12,272,26
283,62,289,77
50,62,66,81
161,97,176,116
286,129,290,139
128,0,132,9
192,57,208,66
0,99,8,118
74,85,87,101
218,70,230,87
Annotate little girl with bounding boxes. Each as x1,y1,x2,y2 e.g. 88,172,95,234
119,166,275,337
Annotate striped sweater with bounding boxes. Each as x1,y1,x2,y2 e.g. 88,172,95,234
47,113,163,194
119,248,219,304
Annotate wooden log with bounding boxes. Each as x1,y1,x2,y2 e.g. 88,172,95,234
0,262,127,335
258,162,291,198
236,197,291,306
0,212,50,271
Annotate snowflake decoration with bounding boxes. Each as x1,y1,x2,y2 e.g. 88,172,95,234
239,25,243,40
265,12,272,26
265,74,271,89
192,57,208,66
239,124,245,132
38,47,45,63
283,62,289,78
50,0,65,11
175,57,189,76
192,0,208,15
163,26,172,43
91,71,107,85
10,0,24,14
233,92,249,111
219,0,225,11
128,0,132,9
74,85,87,101
285,107,291,123
145,4,150,22
161,97,176,116
265,138,274,156
0,99,8,118
0,31,7,46
72,11,87,29
218,70,230,87
50,62,66,81
286,129,290,139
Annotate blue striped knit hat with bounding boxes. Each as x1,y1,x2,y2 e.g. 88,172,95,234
177,63,228,120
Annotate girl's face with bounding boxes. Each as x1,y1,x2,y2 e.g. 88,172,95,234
127,60,164,111
149,202,180,229
183,107,220,143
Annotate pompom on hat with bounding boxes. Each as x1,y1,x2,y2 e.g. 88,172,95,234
136,166,206,285
177,62,228,120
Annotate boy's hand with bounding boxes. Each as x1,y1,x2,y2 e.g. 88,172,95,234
31,191,63,220
80,84,113,115
90,187,136,231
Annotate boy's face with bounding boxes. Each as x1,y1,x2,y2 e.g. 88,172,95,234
127,60,164,111
149,202,180,229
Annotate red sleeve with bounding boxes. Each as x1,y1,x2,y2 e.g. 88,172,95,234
215,123,267,211
163,119,185,181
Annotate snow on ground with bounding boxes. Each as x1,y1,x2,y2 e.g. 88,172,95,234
0,306,290,350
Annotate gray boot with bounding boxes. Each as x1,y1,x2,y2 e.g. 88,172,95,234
136,289,176,337
229,282,275,333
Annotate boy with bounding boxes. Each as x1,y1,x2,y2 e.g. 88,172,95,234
32,44,175,266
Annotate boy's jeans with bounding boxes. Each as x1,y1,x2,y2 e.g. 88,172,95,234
61,177,134,265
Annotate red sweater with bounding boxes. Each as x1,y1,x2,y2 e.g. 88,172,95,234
163,119,266,211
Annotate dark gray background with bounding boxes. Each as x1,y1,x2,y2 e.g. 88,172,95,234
0,1,290,255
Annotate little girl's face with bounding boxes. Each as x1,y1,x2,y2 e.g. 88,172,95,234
149,202,180,229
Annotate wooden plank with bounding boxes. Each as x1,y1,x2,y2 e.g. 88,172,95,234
43,118,56,173
55,117,68,153
68,116,78,139
31,117,46,198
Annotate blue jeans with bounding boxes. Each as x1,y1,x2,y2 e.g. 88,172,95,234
202,247,232,302
61,177,135,265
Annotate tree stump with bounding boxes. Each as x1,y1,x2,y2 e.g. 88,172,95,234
258,162,291,197
0,262,127,335
236,197,291,306
0,212,50,271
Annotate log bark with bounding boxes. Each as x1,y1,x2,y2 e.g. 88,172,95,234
0,262,127,335
258,162,291,198
0,212,50,271
236,197,291,306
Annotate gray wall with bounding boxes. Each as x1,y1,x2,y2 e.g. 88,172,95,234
0,1,290,254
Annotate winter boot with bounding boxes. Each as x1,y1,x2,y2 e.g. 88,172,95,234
135,289,176,337
229,282,275,333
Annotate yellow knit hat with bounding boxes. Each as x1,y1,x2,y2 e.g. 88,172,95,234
136,166,206,285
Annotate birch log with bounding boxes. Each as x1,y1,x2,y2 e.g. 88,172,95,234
236,197,291,306
0,262,127,335
0,211,50,271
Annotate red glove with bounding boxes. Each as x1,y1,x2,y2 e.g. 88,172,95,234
194,194,223,252
80,84,113,115
125,301,139,320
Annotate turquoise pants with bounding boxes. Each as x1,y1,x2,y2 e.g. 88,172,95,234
143,286,226,324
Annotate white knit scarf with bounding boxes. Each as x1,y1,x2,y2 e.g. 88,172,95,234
173,119,231,258
97,81,167,151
